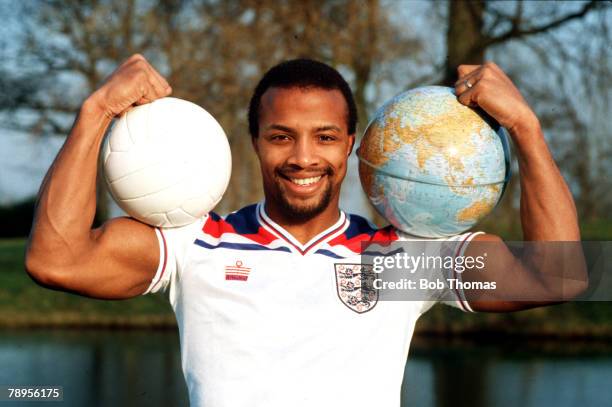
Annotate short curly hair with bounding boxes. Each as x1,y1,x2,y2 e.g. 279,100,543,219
248,58,358,138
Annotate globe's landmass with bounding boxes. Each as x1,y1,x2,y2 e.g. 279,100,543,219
358,86,511,238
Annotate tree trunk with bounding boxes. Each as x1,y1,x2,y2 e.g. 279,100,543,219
443,1,521,236
443,1,486,86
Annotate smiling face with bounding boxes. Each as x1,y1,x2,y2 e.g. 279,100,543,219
253,86,355,222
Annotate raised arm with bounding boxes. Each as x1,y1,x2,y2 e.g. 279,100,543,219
25,54,172,299
453,62,587,312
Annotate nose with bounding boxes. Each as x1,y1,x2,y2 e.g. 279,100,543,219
287,137,320,169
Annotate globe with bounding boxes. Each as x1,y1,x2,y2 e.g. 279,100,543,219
357,86,511,238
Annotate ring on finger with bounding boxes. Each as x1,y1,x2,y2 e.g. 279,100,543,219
464,79,473,89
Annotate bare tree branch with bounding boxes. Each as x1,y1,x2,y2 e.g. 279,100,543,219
481,1,601,48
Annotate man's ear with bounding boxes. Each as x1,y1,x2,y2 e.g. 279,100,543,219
251,136,259,155
347,134,356,156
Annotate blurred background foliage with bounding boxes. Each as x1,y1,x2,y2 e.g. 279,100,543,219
0,0,610,236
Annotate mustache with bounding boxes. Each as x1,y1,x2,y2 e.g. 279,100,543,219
275,166,334,178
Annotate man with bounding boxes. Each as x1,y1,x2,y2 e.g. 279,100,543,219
26,55,586,406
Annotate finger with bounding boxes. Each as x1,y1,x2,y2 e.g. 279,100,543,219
141,65,169,99
124,55,166,98
454,70,482,95
457,64,480,78
456,86,478,108
134,85,155,105
134,96,153,106
146,74,168,100
455,65,481,83
136,56,170,92
454,77,476,96
151,67,171,93
122,53,146,69
145,63,172,96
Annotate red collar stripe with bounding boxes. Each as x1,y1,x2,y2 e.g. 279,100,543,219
259,214,348,255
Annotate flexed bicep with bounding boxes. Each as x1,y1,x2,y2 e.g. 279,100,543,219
27,217,160,300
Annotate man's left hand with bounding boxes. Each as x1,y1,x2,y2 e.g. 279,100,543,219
454,62,538,135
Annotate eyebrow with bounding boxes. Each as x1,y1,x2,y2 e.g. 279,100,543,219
263,124,342,133
265,124,295,133
314,125,341,133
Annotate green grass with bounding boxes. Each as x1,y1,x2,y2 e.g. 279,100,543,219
1,236,611,335
581,219,612,240
0,239,175,328
417,302,612,339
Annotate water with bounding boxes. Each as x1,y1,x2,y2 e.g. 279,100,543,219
0,330,187,407
0,330,611,407
403,336,612,407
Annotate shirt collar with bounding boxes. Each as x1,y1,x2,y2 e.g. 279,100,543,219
256,201,348,255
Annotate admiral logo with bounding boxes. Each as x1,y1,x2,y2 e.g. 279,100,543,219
334,263,378,313
225,260,251,281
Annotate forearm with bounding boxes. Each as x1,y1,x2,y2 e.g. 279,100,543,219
466,120,586,311
28,98,112,265
511,118,580,241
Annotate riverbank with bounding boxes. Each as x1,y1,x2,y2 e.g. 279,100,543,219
3,305,611,341
0,238,175,328
2,238,611,337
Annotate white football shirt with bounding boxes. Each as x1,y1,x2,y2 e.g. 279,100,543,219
143,202,480,407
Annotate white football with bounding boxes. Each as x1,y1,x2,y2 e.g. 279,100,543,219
101,97,232,228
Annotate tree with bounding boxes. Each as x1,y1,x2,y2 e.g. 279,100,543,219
2,0,609,228
443,1,601,85
6,0,421,221
439,1,610,233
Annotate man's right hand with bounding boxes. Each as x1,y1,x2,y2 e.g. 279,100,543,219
87,54,172,119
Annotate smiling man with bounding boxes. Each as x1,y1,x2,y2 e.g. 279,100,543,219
25,56,586,407
255,87,346,222
249,62,357,242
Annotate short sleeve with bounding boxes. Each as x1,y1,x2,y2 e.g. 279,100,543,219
439,231,484,312
142,217,207,296
394,230,484,314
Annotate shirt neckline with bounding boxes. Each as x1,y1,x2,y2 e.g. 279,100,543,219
256,201,348,255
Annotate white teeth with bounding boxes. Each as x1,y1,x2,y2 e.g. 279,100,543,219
290,176,322,186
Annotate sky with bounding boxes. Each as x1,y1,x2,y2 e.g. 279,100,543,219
0,130,63,205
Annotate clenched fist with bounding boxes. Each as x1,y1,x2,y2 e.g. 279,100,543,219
454,62,538,135
87,54,172,119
